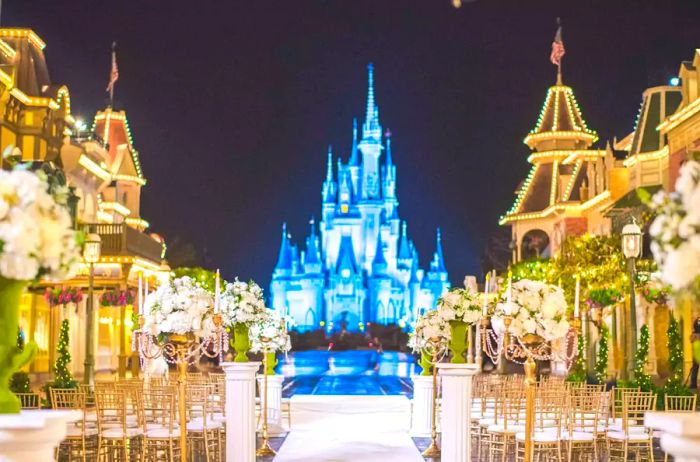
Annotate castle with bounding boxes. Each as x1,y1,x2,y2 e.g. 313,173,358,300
270,64,450,333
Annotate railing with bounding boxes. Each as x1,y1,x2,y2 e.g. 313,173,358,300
81,223,163,263
70,131,109,150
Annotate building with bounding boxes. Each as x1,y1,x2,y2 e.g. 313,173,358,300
270,64,450,333
0,28,168,380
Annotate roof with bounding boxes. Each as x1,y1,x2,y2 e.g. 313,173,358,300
607,185,663,212
628,86,681,157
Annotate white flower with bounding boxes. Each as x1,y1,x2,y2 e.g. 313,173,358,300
219,278,267,326
436,287,481,324
249,309,291,353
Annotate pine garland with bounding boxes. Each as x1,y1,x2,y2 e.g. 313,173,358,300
663,314,691,396
595,323,609,384
50,319,77,389
632,324,653,392
567,334,587,383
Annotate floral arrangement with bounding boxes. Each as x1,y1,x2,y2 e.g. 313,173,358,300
249,309,291,353
219,278,267,326
649,160,700,293
585,288,622,310
100,289,135,307
493,279,570,342
408,310,450,352
437,287,482,324
640,277,671,305
0,167,81,281
142,276,215,338
44,287,83,307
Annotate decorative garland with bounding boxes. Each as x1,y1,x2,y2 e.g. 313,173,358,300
99,289,135,307
641,285,670,305
595,323,609,384
567,333,587,382
632,324,653,392
44,287,83,307
586,288,622,310
663,314,691,396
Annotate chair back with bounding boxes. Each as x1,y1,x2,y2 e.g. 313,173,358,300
621,391,656,436
16,392,40,409
95,389,128,434
611,386,640,419
664,395,697,412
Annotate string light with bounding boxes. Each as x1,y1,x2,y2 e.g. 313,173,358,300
595,323,609,384
47,319,77,391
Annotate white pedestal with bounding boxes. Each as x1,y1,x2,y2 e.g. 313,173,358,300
410,375,434,437
645,412,700,462
257,374,286,436
437,363,479,462
223,362,261,462
0,409,80,461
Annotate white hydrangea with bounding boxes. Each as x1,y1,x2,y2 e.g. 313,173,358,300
249,309,291,353
0,168,80,281
408,310,450,353
436,287,482,324
650,160,700,292
142,276,216,338
493,279,569,342
219,278,267,326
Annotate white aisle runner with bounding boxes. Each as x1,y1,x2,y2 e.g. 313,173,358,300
274,395,424,462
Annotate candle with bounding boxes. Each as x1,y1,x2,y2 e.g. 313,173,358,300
145,278,149,302
482,272,490,316
574,275,581,318
507,270,513,304
215,269,221,313
138,273,143,315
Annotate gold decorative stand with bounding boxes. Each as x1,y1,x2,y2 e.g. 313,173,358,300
256,339,276,457
422,337,446,458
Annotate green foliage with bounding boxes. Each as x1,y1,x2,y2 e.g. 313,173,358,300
663,315,692,397
567,334,587,383
587,289,623,309
595,324,609,384
172,267,221,292
10,329,30,393
47,319,77,390
631,324,653,392
511,259,553,284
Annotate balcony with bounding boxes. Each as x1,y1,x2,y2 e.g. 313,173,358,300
81,223,163,263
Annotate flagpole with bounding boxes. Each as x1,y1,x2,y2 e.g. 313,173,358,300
109,42,116,107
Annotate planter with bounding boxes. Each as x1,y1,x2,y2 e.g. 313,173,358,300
418,351,432,376
448,320,468,364
264,351,277,375
231,323,251,363
0,278,36,414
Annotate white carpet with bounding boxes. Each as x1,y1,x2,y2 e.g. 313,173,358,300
273,395,424,462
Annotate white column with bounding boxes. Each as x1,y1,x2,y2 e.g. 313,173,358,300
0,410,80,461
645,412,700,462
410,375,434,436
437,363,479,462
257,374,286,435
223,362,261,462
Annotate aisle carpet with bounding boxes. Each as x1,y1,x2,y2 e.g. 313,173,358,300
273,395,424,462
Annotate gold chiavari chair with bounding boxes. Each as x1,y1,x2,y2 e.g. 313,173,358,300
142,389,180,461
565,388,602,461
606,390,656,462
51,388,97,462
187,383,223,461
16,392,40,409
661,395,697,462
488,385,526,462
610,386,640,425
95,388,144,462
477,378,506,460
514,388,567,462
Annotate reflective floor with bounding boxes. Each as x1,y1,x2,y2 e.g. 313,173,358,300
277,350,419,397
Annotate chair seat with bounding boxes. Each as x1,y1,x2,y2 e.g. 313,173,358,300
606,431,651,441
66,426,98,438
102,427,143,439
479,418,496,427
563,431,595,442
187,420,223,431
146,428,181,438
607,424,647,434
488,423,524,434
515,431,560,443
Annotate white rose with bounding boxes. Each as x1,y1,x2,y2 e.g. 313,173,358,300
661,243,700,290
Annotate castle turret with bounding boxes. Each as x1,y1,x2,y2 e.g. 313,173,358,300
349,118,361,194
371,229,388,275
273,223,293,277
322,145,336,203
359,64,382,200
397,221,412,269
304,218,323,274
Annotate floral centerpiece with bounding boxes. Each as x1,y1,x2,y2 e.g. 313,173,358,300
585,288,622,310
437,287,482,363
142,276,216,342
649,159,700,296
250,309,291,375
493,279,570,343
219,278,267,362
44,287,84,308
640,275,671,305
100,289,135,307
0,166,81,413
409,310,450,375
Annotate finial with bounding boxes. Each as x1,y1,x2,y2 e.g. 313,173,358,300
385,129,392,139
282,222,287,234
353,118,358,137
402,221,407,235
436,227,442,241
366,63,376,125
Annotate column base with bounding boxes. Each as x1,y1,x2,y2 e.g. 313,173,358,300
646,412,700,462
0,410,81,461
257,374,287,436
410,375,434,437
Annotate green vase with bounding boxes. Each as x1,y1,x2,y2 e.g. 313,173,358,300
265,351,278,375
231,323,250,363
418,351,432,376
0,278,36,413
448,320,468,364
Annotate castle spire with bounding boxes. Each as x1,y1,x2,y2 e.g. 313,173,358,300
385,129,393,168
433,228,447,273
362,63,381,142
274,223,293,272
349,118,359,166
326,145,333,181
398,221,412,262
409,249,420,284
373,230,387,266
322,145,336,203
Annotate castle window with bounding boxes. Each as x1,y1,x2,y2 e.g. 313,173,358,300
341,204,349,214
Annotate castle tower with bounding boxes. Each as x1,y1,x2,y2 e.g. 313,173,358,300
358,64,382,200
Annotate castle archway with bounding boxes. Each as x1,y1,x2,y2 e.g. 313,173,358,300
521,229,550,260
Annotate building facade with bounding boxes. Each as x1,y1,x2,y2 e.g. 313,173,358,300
271,64,450,332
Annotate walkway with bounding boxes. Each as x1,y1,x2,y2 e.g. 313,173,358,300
274,395,424,462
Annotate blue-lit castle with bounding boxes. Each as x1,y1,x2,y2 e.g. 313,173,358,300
270,64,450,332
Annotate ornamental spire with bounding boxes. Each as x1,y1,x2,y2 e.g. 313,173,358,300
349,118,359,166
325,145,333,181
385,129,393,168
274,223,293,272
433,228,447,273
362,63,381,142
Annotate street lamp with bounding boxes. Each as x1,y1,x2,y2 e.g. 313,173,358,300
621,219,642,378
83,233,102,385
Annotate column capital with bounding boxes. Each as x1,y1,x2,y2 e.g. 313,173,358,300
221,361,261,380
436,363,479,376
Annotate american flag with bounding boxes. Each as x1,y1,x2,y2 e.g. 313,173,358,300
550,24,565,67
106,42,119,94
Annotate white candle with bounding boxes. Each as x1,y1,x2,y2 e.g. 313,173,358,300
507,271,513,305
138,273,143,315
482,272,490,316
574,275,580,318
145,278,149,303
215,269,221,313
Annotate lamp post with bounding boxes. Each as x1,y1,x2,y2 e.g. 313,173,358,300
83,233,102,386
621,219,642,378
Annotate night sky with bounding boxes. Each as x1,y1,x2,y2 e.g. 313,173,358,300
7,1,700,286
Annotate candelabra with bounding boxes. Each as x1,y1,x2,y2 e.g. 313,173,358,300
256,336,276,457
479,316,578,462
421,336,448,458
133,314,228,462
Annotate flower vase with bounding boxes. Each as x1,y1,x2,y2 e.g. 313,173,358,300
448,320,468,364
231,323,250,363
0,278,36,414
265,351,277,375
418,351,432,376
